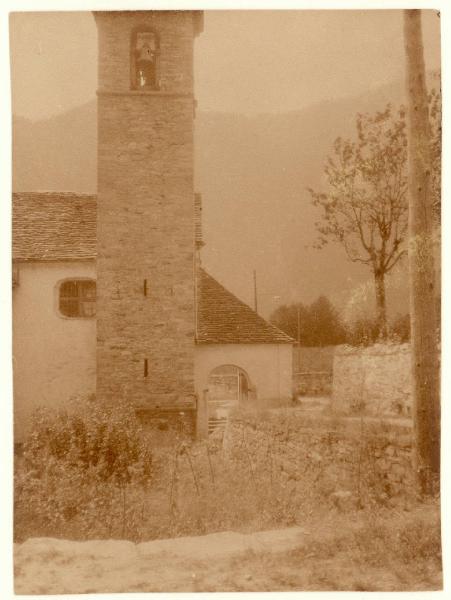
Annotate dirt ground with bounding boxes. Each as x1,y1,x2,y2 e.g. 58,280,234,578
14,505,442,593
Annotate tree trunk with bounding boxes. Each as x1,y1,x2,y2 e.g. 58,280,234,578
374,270,387,339
404,9,440,496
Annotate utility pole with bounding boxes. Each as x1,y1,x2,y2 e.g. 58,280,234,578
253,269,258,313
297,304,301,372
404,9,440,496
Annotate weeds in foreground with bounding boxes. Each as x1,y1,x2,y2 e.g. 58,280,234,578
203,499,441,592
15,400,439,562
15,396,153,541
14,401,442,592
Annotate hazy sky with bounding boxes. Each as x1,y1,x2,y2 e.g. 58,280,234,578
10,10,441,120
8,9,442,317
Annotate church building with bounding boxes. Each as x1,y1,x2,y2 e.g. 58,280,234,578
12,11,294,439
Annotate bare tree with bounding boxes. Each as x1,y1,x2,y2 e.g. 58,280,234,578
309,106,408,337
404,9,440,496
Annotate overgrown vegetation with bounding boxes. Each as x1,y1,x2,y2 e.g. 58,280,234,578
215,501,442,591
15,396,153,540
14,401,441,591
14,398,425,542
14,500,442,593
15,422,319,542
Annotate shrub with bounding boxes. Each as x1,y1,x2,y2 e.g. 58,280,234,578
21,395,152,483
15,396,153,540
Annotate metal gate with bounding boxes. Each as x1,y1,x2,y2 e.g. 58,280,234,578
207,365,249,435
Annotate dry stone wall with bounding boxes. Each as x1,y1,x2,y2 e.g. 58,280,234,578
223,410,413,506
332,343,412,416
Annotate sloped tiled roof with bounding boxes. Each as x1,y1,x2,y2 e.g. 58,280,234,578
13,192,97,261
12,192,293,345
13,191,204,260
197,269,294,344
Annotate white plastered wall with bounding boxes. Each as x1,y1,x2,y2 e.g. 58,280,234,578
194,343,293,402
13,261,97,439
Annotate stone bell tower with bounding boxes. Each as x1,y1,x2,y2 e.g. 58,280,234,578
94,11,203,413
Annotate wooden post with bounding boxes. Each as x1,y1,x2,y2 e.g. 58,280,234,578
196,389,209,440
297,305,301,372
253,269,258,313
404,9,440,495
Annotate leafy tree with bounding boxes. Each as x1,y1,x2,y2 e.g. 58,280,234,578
270,295,346,346
309,105,409,338
307,295,347,346
269,302,308,342
309,92,440,339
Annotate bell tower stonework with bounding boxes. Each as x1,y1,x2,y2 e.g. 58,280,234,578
94,11,203,415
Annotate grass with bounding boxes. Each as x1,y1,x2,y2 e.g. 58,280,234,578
184,502,442,592
14,500,442,593
14,437,442,592
14,402,442,591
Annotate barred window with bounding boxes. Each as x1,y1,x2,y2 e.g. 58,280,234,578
59,280,96,318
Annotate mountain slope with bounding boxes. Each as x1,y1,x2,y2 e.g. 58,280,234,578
13,74,439,317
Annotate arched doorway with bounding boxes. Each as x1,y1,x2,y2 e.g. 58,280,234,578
207,365,251,435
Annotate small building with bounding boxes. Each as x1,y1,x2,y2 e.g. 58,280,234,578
12,192,294,438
